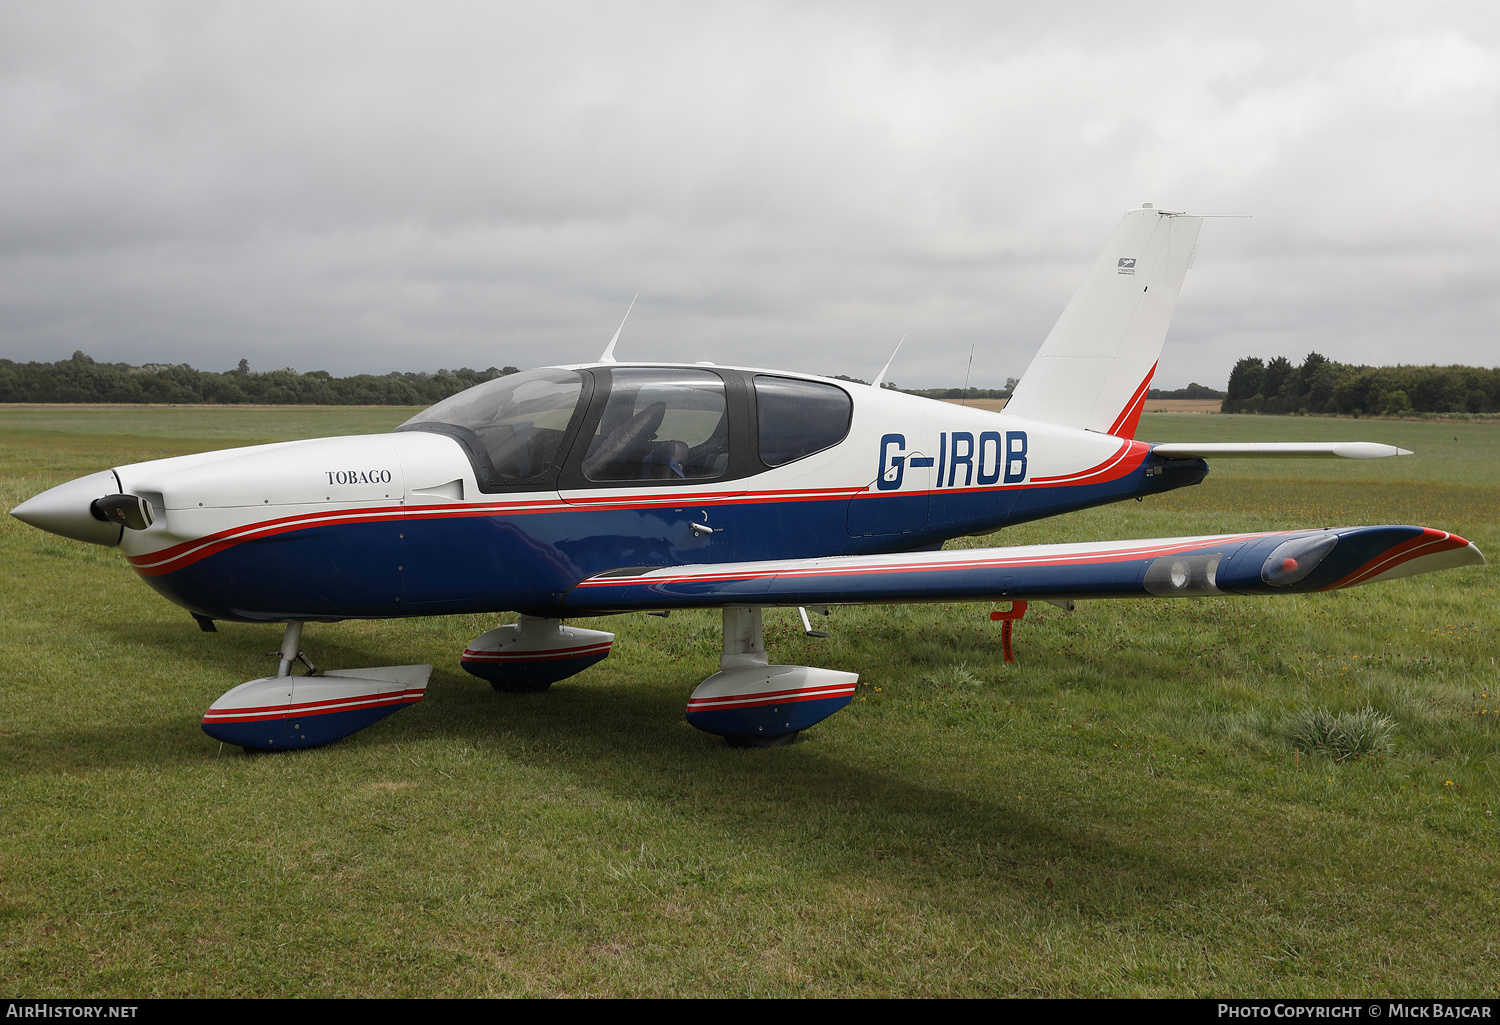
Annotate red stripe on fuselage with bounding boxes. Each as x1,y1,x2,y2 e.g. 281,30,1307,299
126,488,861,576
128,505,408,574
1028,437,1148,486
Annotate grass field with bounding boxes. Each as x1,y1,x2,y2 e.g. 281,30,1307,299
1,405,1496,997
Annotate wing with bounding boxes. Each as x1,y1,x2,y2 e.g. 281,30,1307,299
562,525,1483,614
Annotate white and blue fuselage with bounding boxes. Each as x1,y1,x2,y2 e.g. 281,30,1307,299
97,365,1204,623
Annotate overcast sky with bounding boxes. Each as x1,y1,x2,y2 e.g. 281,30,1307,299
1,1,1496,389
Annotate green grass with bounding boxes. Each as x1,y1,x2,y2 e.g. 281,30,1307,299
1,407,1496,996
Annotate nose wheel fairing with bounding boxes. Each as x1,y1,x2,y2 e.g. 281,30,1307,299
200,620,430,751
202,664,431,751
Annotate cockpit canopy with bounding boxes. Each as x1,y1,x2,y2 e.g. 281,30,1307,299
396,365,852,492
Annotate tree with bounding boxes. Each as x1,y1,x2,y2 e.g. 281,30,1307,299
1262,356,1293,400
1298,351,1328,387
1223,357,1265,411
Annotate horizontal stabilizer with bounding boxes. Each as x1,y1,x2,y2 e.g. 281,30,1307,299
1152,442,1413,460
563,526,1481,612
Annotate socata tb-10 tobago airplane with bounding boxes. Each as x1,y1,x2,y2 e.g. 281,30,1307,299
11,206,1486,751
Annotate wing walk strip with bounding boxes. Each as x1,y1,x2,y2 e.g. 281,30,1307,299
201,688,425,724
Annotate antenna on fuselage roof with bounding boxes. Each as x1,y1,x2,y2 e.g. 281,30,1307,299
871,335,905,389
961,343,975,406
598,293,639,363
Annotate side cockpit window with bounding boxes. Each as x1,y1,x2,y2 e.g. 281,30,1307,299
582,369,728,482
396,369,586,484
754,376,851,467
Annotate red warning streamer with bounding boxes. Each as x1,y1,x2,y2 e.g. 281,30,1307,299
989,600,1028,662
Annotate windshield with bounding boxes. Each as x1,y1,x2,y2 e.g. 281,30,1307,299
398,368,585,481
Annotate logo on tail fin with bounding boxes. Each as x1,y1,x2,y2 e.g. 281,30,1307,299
1117,258,1136,275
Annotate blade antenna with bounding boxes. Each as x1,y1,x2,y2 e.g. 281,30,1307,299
598,293,639,363
871,335,905,388
961,343,975,406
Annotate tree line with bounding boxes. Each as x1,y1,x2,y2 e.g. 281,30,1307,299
1147,383,1224,400
6,354,1037,406
11,351,1492,416
1222,353,1500,416
0,352,519,405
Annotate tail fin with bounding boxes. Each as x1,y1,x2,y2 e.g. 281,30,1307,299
1003,208,1202,438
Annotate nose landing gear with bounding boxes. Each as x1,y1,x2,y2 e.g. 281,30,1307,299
200,620,432,751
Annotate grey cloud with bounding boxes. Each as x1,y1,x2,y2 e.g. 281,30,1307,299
1,1,1497,388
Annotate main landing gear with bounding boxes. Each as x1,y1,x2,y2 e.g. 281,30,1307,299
460,615,616,692
462,608,857,748
684,608,858,748
199,608,858,752
200,620,432,751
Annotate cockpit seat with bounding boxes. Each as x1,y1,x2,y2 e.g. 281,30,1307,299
640,440,689,479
